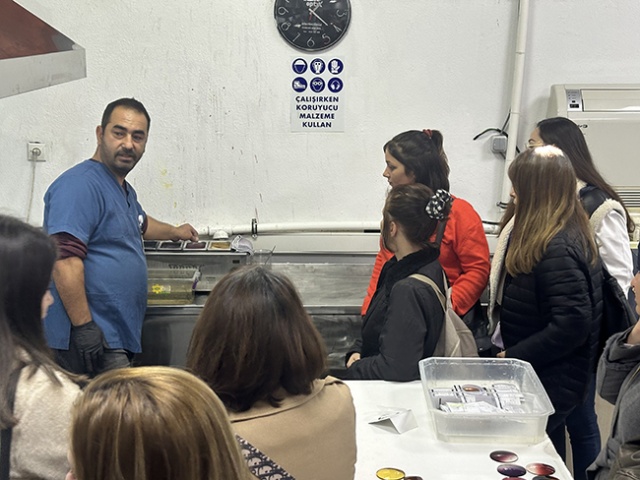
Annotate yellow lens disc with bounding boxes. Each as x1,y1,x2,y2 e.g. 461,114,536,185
376,467,405,480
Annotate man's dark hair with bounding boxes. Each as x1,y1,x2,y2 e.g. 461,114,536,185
101,97,151,131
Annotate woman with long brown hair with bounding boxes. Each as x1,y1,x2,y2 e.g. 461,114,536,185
0,214,82,478
489,145,603,462
187,265,356,480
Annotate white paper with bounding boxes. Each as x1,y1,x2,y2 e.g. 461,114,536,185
366,407,418,434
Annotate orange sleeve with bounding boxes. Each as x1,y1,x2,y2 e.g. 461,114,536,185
361,239,394,315
444,200,490,316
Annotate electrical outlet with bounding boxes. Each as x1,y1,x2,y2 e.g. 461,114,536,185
27,142,48,162
491,135,508,154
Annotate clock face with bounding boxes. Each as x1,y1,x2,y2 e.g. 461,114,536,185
274,0,351,52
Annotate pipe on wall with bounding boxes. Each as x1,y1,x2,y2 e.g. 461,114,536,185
204,220,381,237
499,0,531,207
201,220,501,238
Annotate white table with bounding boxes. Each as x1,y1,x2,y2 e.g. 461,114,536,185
345,380,573,480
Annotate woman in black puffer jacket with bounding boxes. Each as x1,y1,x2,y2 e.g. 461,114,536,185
489,145,603,459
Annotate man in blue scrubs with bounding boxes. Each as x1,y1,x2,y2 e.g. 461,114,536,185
43,98,198,376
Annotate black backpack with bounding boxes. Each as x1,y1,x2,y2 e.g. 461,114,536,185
579,186,638,351
599,266,637,352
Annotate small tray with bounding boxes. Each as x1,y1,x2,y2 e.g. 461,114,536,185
143,240,159,251
158,240,184,251
183,241,209,250
208,240,231,251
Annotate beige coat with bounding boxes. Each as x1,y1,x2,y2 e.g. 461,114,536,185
229,376,356,480
9,365,81,479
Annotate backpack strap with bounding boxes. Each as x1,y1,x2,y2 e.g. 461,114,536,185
579,185,609,218
410,273,447,311
1,367,22,480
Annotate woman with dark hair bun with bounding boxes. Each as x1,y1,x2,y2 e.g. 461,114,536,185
187,265,356,480
344,183,454,381
362,129,490,347
0,214,82,478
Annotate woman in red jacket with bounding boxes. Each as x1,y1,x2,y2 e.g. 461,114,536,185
362,129,490,348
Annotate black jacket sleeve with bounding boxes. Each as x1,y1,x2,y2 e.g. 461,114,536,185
505,243,593,369
342,280,442,381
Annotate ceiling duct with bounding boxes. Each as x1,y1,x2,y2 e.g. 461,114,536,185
0,0,86,98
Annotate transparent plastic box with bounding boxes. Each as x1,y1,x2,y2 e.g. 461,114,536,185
147,268,196,305
419,357,554,444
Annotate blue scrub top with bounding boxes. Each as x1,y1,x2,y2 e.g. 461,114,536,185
43,159,148,352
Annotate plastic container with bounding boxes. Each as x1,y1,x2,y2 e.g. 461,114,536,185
419,357,554,444
147,268,196,305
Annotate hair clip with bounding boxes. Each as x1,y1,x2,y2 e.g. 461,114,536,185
423,129,432,138
425,189,452,219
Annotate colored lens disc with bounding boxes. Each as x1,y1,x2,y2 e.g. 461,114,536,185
497,464,526,477
490,450,519,463
405,477,423,480
461,384,483,393
526,463,556,476
376,467,405,480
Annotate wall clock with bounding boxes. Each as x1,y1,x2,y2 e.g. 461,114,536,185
274,0,351,52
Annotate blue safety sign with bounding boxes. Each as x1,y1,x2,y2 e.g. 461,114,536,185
310,58,326,75
328,59,344,75
290,57,345,132
292,58,308,74
327,78,343,93
292,77,307,92
310,77,325,93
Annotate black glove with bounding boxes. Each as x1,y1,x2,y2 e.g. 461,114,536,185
70,320,105,375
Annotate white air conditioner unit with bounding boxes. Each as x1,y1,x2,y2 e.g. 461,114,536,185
548,84,640,208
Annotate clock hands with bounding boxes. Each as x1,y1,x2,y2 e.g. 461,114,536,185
308,5,329,26
275,0,350,51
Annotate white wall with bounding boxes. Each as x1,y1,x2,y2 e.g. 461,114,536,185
1,0,639,235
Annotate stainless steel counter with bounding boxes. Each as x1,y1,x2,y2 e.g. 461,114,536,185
136,252,374,374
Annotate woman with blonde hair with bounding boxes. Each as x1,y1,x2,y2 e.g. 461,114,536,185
65,366,250,480
0,214,82,479
187,265,356,480
489,145,603,460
